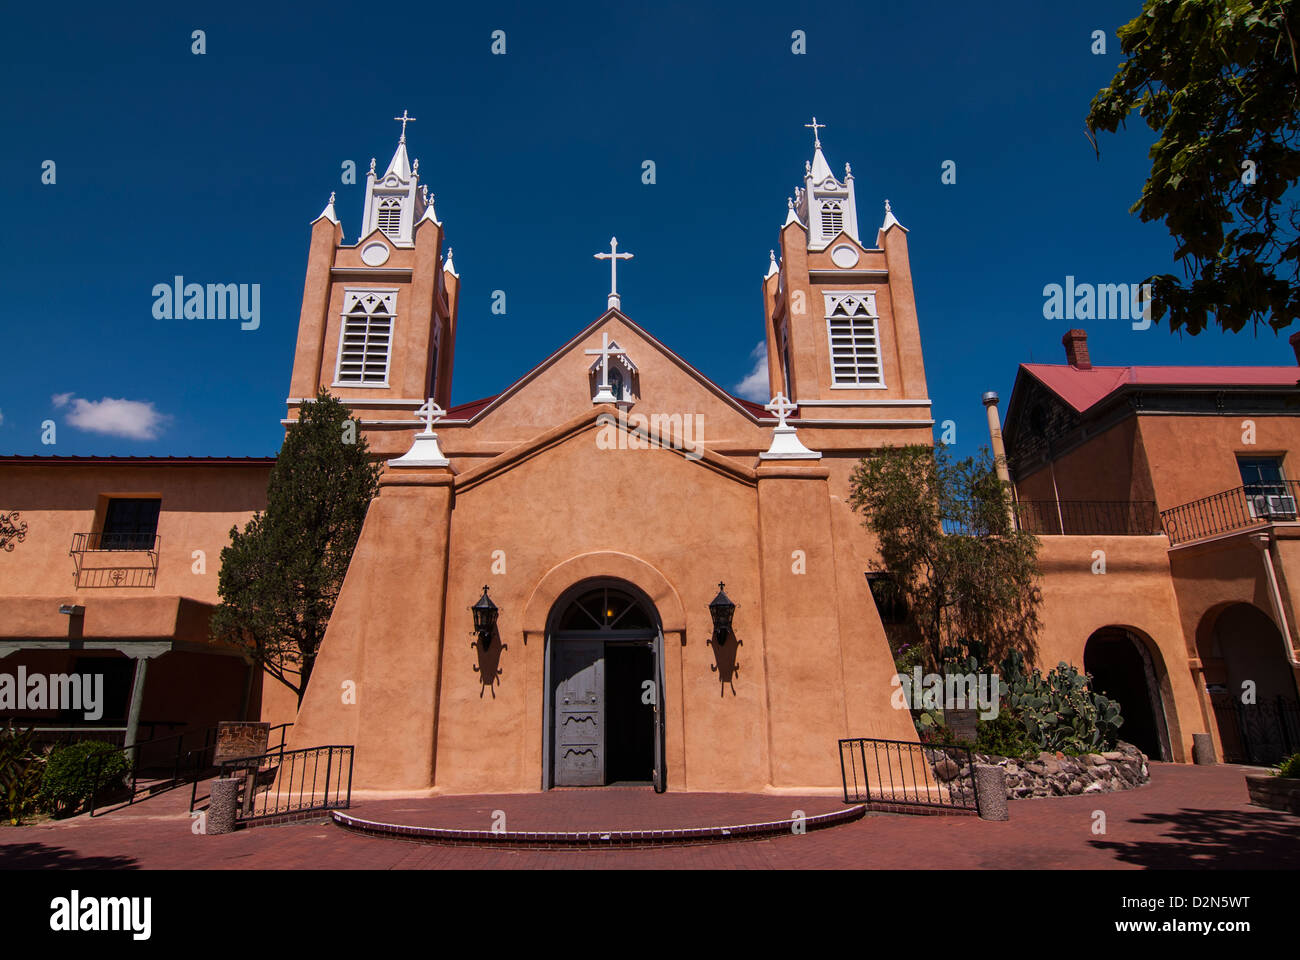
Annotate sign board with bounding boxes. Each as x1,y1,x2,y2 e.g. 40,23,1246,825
214,721,271,765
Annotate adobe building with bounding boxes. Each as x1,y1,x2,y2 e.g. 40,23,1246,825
997,329,1300,765
280,122,931,793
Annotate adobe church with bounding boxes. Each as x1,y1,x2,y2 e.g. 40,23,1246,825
283,117,933,793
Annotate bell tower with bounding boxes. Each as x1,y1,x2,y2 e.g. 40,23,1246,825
760,119,930,422
287,114,460,451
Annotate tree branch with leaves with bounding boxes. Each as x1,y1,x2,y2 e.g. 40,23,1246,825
211,390,381,707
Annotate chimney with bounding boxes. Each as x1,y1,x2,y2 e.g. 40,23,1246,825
1062,329,1091,369
1289,330,1300,366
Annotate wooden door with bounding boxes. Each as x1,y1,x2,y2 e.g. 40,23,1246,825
553,640,604,786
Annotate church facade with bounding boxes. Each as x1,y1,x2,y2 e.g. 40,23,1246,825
282,123,931,793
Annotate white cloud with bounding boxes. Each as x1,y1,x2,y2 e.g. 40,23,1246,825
733,341,771,402
57,395,170,440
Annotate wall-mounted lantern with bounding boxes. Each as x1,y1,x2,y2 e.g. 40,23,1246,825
709,582,736,644
471,585,499,647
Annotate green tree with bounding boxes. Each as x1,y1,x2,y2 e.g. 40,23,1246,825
848,444,1041,672
1087,0,1300,334
211,390,381,707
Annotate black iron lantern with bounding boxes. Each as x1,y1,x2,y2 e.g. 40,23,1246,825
471,585,499,646
709,582,736,643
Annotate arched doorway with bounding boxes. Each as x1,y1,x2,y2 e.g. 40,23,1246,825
1083,627,1172,761
542,581,665,791
1201,603,1300,764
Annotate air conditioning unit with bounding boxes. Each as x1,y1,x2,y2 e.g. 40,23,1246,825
1267,495,1297,518
1248,495,1270,519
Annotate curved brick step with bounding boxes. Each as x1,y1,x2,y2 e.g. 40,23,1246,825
332,803,866,848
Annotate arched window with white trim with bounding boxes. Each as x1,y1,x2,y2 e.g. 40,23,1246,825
825,292,883,387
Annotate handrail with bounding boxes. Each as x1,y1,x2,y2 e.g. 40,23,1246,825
1160,482,1300,545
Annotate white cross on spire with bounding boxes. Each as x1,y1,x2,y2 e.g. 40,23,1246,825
585,332,628,404
804,116,826,149
594,237,634,310
394,109,417,142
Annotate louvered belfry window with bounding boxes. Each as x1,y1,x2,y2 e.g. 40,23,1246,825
335,290,396,386
821,200,843,239
377,198,402,238
826,293,882,386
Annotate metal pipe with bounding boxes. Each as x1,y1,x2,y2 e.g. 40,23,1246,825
982,392,1019,531
1251,532,1300,668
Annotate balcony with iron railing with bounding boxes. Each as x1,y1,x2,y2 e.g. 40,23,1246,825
69,531,160,588
942,500,1161,537
1160,482,1300,546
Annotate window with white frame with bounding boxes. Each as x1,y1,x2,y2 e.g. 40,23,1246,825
376,198,402,239
335,290,396,386
820,200,843,240
825,292,883,387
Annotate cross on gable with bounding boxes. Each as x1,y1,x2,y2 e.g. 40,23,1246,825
415,397,445,433
584,332,628,399
765,392,797,428
593,236,634,310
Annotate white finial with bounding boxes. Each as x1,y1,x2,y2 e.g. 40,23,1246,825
443,246,458,275
881,199,906,234
845,162,853,179
760,393,821,460
593,236,634,310
784,197,801,227
584,331,629,404
394,109,417,143
765,249,778,279
369,157,377,176
316,192,340,225
803,116,826,149
412,157,420,175
805,159,812,175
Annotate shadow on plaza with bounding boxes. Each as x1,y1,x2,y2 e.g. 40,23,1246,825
1090,806,1300,868
0,842,139,870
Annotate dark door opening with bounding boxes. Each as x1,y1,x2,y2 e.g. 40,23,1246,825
604,644,655,784
1084,631,1164,760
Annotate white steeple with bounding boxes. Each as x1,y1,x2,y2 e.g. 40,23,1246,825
359,111,428,246
879,198,908,236
765,249,779,279
314,191,340,226
794,117,860,250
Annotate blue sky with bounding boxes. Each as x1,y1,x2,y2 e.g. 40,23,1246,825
2,0,1294,459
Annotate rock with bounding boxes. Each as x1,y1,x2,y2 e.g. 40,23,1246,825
1102,751,1124,761
1092,763,1112,774
1083,781,1106,793
1086,754,1106,766
932,755,960,781
1067,780,1084,795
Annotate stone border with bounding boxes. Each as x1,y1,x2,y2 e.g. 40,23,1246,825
331,803,866,848
972,741,1150,799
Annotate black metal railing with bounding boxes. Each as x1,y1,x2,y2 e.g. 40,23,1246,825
942,500,1159,537
1161,483,1300,546
85,725,219,816
69,532,160,588
839,737,978,812
1209,694,1300,766
219,744,353,825
1013,500,1160,536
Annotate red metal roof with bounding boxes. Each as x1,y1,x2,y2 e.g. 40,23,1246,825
1021,363,1300,414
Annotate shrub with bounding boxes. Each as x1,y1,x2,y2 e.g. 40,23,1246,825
0,723,44,825
975,710,1036,760
1276,753,1300,779
39,741,128,818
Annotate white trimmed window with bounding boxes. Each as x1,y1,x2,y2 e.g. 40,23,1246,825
820,200,843,240
825,292,883,387
335,290,396,386
377,198,402,239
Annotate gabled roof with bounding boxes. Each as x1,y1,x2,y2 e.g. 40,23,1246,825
1020,362,1300,415
439,308,790,426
